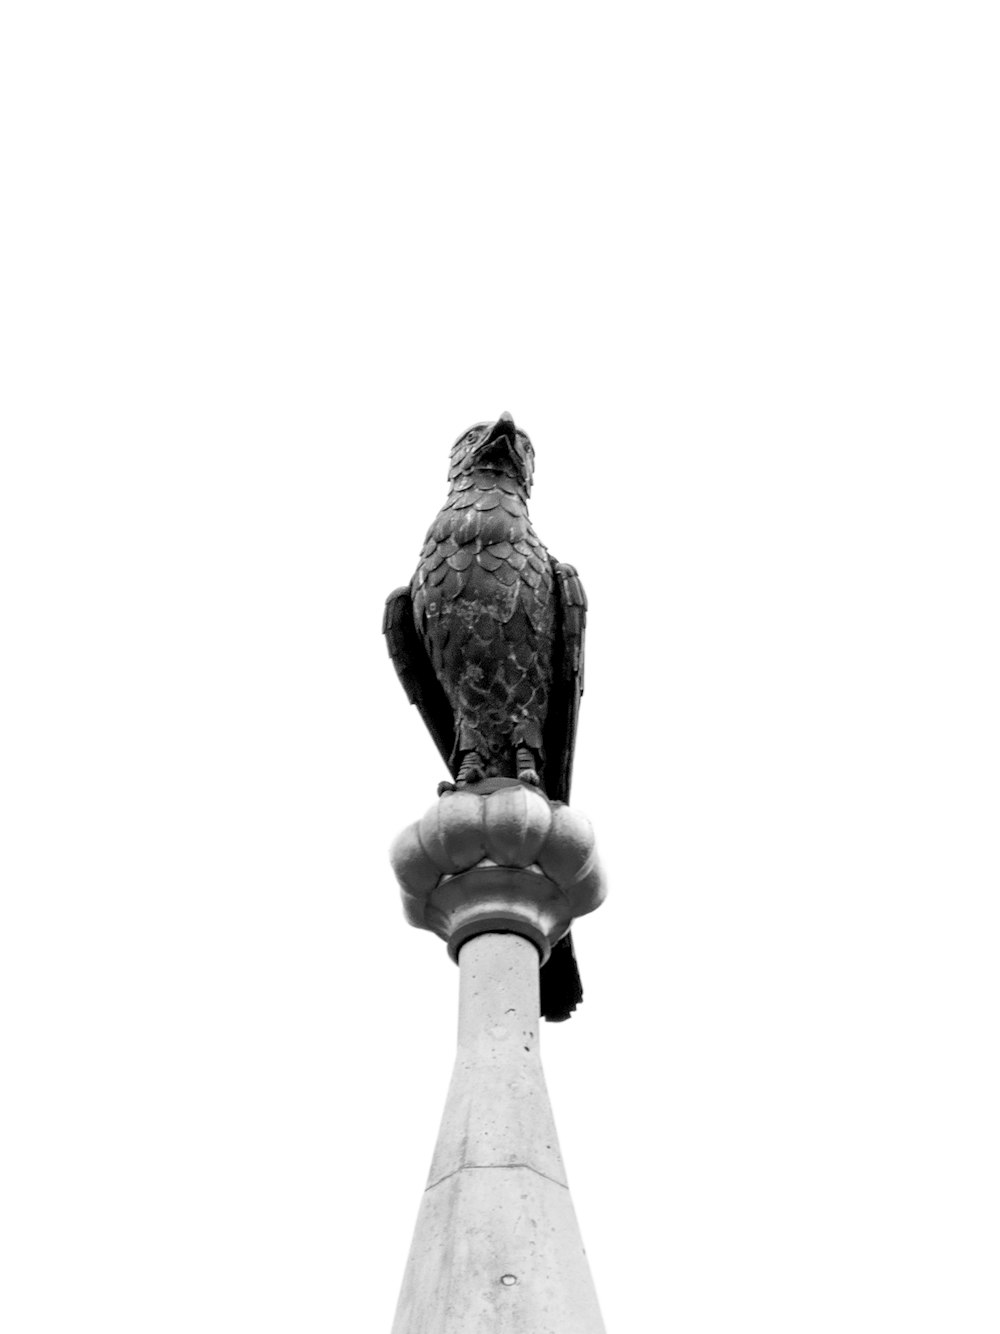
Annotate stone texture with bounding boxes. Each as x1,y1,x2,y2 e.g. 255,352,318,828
389,781,606,964
391,934,606,1334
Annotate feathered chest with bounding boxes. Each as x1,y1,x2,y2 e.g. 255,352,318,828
411,477,554,644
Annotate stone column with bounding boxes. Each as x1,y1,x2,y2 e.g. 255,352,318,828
389,779,607,1334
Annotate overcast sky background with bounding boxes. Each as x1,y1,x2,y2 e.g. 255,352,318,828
2,2,998,1330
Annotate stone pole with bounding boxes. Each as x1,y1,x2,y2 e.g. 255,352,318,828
389,778,607,1333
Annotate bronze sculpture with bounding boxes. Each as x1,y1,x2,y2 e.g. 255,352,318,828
384,413,588,1020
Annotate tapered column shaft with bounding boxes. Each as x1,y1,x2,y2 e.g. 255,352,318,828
391,933,605,1334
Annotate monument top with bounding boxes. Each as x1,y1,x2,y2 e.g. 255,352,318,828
383,415,592,1019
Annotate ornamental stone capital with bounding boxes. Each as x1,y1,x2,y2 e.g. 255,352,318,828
389,778,606,964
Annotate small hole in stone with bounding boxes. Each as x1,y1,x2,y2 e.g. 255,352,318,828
500,1274,518,1286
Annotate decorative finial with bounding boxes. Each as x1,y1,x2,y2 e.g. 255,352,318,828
384,415,590,1020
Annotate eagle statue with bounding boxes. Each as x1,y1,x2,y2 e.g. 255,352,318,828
383,413,588,1021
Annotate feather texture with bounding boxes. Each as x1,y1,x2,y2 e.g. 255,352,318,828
384,416,588,1020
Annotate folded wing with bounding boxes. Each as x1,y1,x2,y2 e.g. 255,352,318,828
383,586,455,775
542,561,587,804
538,562,587,1022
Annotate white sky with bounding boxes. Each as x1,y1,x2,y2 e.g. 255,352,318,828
2,2,998,1330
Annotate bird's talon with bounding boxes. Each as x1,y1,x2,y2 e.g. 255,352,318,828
518,768,541,787
437,780,457,796
455,752,486,786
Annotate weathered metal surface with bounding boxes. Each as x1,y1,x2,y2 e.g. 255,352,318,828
384,415,589,1019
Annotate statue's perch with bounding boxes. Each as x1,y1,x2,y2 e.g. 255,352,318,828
389,779,607,1332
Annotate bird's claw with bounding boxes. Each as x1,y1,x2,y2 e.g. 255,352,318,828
518,768,541,787
455,753,486,786
437,779,457,796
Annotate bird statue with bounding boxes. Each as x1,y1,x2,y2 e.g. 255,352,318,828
383,413,588,1021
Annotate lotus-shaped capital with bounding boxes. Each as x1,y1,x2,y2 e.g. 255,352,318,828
389,779,606,963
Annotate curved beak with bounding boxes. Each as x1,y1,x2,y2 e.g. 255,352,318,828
483,411,516,446
472,412,519,468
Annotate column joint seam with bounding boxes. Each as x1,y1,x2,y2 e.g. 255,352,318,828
425,1162,569,1192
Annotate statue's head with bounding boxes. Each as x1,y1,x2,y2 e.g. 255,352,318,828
448,413,535,495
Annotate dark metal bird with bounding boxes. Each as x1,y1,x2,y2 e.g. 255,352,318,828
384,413,588,1021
